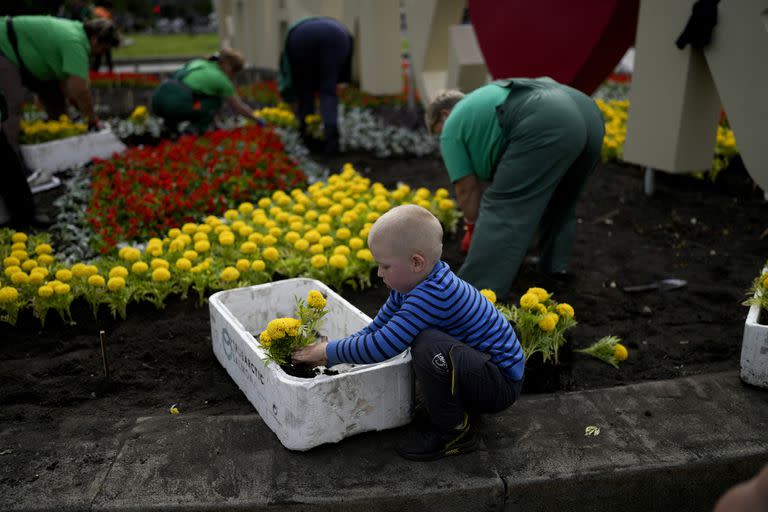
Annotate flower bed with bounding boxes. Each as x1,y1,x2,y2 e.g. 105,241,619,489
87,126,305,252
89,71,161,89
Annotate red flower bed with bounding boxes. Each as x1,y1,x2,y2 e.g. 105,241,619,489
87,126,306,253
89,71,161,89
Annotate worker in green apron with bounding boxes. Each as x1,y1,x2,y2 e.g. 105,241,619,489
151,48,261,134
426,78,605,297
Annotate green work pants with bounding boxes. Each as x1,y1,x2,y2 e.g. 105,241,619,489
457,80,605,296
150,79,221,134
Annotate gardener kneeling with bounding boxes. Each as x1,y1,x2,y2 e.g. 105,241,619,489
292,204,525,461
150,48,261,135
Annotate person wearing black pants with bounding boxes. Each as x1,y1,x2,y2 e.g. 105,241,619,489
278,17,353,154
410,329,523,433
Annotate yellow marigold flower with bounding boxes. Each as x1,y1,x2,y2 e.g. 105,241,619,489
168,228,181,238
329,254,349,269
182,223,198,234
251,260,266,272
348,237,364,250
614,343,629,361
307,290,327,309
123,247,141,262
439,199,456,211
218,231,235,246
152,268,171,282
318,235,333,248
304,230,321,243
335,227,351,240
259,331,272,347
0,286,19,303
536,304,548,315
356,249,373,262
11,232,28,243
262,247,279,262
556,303,575,318
38,285,54,298
11,242,26,251
181,250,197,261
10,272,29,285
193,232,208,242
311,254,328,268
520,293,539,309
37,253,54,266
3,256,20,267
308,244,323,255
334,245,351,256
262,235,278,247
29,273,45,285
294,239,310,251
151,258,169,270
88,274,106,287
527,287,549,302
318,214,332,224
107,277,126,291
108,266,129,279
21,259,38,272
85,265,99,277
480,289,497,304
415,187,430,199
237,241,255,254
538,313,559,332
304,210,319,221
168,239,185,252
316,223,331,235
175,258,192,271
10,250,27,262
762,273,768,289
34,243,53,255
53,268,72,282
194,240,211,253
235,259,250,272
197,224,212,234
132,261,149,274
220,267,240,282
268,227,282,238
70,263,87,277
30,266,48,277
238,202,254,215
4,265,22,277
224,209,239,220
435,188,450,199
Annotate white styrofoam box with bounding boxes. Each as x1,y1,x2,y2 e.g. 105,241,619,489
20,127,126,173
209,278,413,451
741,268,768,388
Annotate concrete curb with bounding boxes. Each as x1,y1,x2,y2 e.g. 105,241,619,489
1,371,766,511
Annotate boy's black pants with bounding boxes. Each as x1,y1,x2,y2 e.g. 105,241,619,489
411,329,523,432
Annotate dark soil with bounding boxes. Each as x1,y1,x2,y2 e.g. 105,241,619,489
1,153,766,425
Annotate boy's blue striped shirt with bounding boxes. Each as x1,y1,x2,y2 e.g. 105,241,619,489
326,260,525,381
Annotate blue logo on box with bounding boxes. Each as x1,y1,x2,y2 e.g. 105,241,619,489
222,328,234,361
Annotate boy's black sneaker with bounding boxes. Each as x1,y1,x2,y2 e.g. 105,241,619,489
396,421,477,461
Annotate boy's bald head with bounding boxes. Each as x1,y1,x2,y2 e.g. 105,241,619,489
368,204,443,266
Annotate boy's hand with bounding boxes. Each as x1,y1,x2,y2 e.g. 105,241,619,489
292,339,329,367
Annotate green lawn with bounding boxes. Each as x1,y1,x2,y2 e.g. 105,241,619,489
114,33,220,59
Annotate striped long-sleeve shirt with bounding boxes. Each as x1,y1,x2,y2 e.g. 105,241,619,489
326,260,525,381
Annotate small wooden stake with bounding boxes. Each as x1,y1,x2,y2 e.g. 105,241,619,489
99,330,110,379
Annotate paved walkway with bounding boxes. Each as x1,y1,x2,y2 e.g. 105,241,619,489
1,371,766,511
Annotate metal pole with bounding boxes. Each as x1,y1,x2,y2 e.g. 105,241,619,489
644,166,655,196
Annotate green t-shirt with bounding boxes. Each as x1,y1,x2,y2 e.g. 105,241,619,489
180,59,235,98
0,16,90,80
439,83,509,183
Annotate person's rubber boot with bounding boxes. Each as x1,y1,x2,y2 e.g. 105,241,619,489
395,418,477,461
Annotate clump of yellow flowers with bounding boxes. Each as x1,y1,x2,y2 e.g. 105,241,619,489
257,289,328,366
493,286,577,364
253,103,299,129
0,164,461,327
20,115,87,144
743,262,768,316
129,105,149,124
595,98,738,181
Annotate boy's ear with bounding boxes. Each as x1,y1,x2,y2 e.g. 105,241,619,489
411,253,426,272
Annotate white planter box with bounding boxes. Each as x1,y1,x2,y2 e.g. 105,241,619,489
20,127,126,173
209,278,414,451
741,273,768,389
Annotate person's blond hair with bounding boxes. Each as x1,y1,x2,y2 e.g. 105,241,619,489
368,204,443,267
216,48,245,74
424,89,465,134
